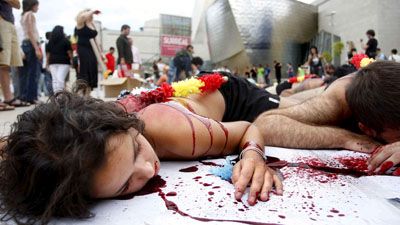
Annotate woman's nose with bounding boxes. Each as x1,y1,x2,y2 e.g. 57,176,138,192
136,161,154,181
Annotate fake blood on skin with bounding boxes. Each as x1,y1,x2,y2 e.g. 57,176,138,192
161,103,229,156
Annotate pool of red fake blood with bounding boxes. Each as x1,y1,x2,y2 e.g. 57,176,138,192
179,166,199,172
199,160,223,167
334,156,369,173
123,175,281,225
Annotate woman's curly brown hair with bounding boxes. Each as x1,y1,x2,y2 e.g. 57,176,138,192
0,92,144,225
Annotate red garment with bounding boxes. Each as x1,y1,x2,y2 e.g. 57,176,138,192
105,52,116,72
118,63,132,77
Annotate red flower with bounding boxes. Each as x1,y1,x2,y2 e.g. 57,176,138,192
351,54,368,69
198,73,226,92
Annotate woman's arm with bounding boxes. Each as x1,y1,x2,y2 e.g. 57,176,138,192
76,10,99,29
140,103,282,205
24,13,41,60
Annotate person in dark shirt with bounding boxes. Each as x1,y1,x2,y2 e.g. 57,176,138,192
116,24,132,77
274,60,282,84
361,29,378,59
46,25,72,93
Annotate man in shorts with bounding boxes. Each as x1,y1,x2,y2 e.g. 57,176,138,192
0,0,26,110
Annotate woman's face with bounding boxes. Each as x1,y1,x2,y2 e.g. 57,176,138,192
91,128,160,199
311,48,317,54
32,3,39,13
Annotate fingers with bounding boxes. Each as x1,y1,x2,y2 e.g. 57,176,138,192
234,159,255,201
231,161,241,184
368,147,389,172
247,165,265,205
368,145,400,174
259,169,272,202
272,168,284,195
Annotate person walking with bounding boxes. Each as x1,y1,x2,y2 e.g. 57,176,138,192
274,60,282,84
46,25,72,93
0,0,28,110
116,24,132,77
19,0,42,104
361,29,378,59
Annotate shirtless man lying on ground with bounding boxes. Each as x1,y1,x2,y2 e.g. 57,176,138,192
254,61,400,175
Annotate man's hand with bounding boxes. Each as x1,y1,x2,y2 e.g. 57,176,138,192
35,48,43,60
368,142,400,175
231,151,283,206
343,133,380,153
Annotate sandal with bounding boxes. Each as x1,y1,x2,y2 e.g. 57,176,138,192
0,102,15,111
3,98,31,107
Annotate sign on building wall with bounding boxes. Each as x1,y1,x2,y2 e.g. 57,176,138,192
160,35,191,57
160,14,191,57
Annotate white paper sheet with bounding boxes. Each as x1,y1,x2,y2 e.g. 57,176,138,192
24,147,400,224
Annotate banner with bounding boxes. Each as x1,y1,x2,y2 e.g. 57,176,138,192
160,35,191,57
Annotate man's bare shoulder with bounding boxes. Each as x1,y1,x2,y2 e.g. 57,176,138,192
322,73,355,114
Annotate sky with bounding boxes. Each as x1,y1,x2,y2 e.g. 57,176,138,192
13,0,197,37
12,0,313,37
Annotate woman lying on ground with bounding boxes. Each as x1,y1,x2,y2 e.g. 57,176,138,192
0,72,295,224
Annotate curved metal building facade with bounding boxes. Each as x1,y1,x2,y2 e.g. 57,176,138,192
193,0,317,73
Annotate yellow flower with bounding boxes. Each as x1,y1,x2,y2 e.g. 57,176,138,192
360,58,375,68
172,77,204,97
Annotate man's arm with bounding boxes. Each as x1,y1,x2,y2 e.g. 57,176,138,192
254,75,379,152
5,0,20,9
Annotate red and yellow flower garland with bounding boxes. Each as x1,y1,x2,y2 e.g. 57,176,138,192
118,73,227,113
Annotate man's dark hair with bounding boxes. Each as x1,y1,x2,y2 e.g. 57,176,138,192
120,24,130,32
0,92,144,224
191,56,203,67
366,29,375,37
109,47,115,51
346,61,400,132
186,45,193,50
334,64,356,78
392,49,398,54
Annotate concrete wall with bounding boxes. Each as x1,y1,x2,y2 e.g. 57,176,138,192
317,0,400,63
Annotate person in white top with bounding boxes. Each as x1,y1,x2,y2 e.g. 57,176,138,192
128,38,142,71
19,0,42,104
156,58,166,77
388,49,400,63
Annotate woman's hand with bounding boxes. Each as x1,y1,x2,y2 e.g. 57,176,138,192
368,142,400,175
231,151,283,206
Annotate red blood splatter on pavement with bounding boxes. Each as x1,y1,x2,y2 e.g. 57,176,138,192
179,166,198,172
330,208,339,213
166,192,177,197
199,160,223,167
